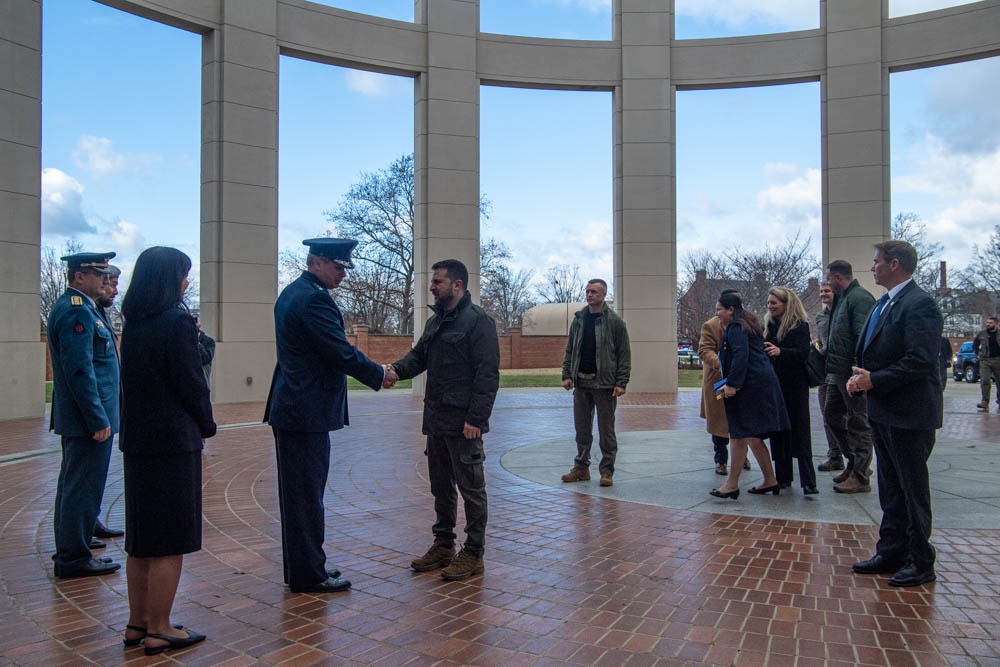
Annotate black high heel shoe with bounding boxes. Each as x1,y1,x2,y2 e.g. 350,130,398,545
748,483,781,495
709,488,740,500
802,485,819,495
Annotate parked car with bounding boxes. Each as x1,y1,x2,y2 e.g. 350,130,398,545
678,348,702,369
953,341,979,383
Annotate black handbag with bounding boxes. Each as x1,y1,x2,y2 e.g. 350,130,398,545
806,343,825,388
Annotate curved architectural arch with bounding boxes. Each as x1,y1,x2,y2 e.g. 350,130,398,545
3,0,999,417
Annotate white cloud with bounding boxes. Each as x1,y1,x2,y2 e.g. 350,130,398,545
756,164,821,223
72,135,161,179
675,0,817,30
922,57,1000,155
109,219,145,255
41,168,96,235
345,70,395,97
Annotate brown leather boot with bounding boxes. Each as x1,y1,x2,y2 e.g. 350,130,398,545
832,468,852,484
561,467,590,482
441,549,484,581
833,474,871,494
410,543,455,572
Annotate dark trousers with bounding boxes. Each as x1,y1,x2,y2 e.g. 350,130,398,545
53,434,113,569
870,420,936,570
427,433,488,555
981,357,1000,402
817,384,841,459
770,431,817,490
712,435,729,465
572,381,618,476
273,428,331,590
821,380,874,483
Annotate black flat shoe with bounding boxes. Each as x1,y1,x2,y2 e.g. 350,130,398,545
748,483,781,495
54,558,120,578
852,554,905,575
143,629,206,656
802,486,819,495
123,624,184,647
709,488,739,500
888,564,936,587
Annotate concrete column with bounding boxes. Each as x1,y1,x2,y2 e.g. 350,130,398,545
613,0,675,393
201,0,279,403
0,0,45,419
821,0,889,292
412,0,481,393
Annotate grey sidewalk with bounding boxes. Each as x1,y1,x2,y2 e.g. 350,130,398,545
501,381,1000,529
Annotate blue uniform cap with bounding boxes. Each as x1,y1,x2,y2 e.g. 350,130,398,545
61,251,117,274
303,238,357,269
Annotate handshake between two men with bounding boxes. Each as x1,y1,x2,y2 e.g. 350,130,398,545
382,364,399,389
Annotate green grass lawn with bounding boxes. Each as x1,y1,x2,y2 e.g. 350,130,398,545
46,370,703,402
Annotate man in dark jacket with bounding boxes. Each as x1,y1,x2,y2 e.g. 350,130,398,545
390,259,500,581
264,238,389,594
822,260,876,494
560,279,631,487
973,316,1000,410
849,240,943,586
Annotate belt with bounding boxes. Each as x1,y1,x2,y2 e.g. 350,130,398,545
577,373,596,379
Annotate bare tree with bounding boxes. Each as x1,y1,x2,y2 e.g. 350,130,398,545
538,264,586,303
480,238,535,330
677,232,821,342
960,224,1000,299
40,239,83,329
892,212,944,292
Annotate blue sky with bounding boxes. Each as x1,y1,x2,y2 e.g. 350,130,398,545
41,0,1000,299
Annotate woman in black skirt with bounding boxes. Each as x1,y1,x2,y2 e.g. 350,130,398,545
119,247,216,655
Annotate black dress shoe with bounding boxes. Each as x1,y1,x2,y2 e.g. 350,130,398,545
748,483,781,495
889,564,936,587
779,481,791,489
802,486,819,495
852,554,904,575
54,558,121,578
94,522,124,539
144,629,206,656
327,569,341,579
291,576,352,593
89,538,106,549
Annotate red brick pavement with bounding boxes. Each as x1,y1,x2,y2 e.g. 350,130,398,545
0,389,999,665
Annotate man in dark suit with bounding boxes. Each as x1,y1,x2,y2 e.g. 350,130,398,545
47,251,122,578
264,238,392,594
847,240,943,587
93,263,125,540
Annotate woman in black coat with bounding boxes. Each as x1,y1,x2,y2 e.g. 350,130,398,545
710,291,790,500
119,247,216,655
764,287,818,494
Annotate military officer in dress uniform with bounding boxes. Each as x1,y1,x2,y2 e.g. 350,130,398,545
264,238,394,593
92,262,125,540
48,251,122,578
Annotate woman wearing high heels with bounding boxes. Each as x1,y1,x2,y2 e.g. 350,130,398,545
710,291,790,500
119,247,216,655
764,287,818,495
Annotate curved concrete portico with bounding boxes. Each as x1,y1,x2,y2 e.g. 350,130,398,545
3,0,1000,418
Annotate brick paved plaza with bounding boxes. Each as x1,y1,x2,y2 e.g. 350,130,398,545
1,385,999,665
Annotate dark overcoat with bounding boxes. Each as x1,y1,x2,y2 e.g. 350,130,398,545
721,321,790,439
119,306,216,455
264,271,384,432
765,319,812,456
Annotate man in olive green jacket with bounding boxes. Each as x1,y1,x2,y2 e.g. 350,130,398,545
560,279,631,487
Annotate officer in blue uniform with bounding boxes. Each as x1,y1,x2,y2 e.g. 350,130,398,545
93,263,125,540
264,238,387,593
47,251,122,578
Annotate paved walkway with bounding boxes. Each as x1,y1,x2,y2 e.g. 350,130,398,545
0,382,998,665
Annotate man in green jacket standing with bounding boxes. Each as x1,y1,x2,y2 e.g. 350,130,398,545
822,260,876,493
560,279,631,487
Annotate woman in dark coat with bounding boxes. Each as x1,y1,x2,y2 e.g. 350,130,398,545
710,291,790,500
764,287,818,494
119,247,216,655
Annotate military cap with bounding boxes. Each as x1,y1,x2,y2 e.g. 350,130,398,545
303,238,357,269
105,264,122,278
61,251,117,274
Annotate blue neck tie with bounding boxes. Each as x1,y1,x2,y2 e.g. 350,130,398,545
864,294,890,347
